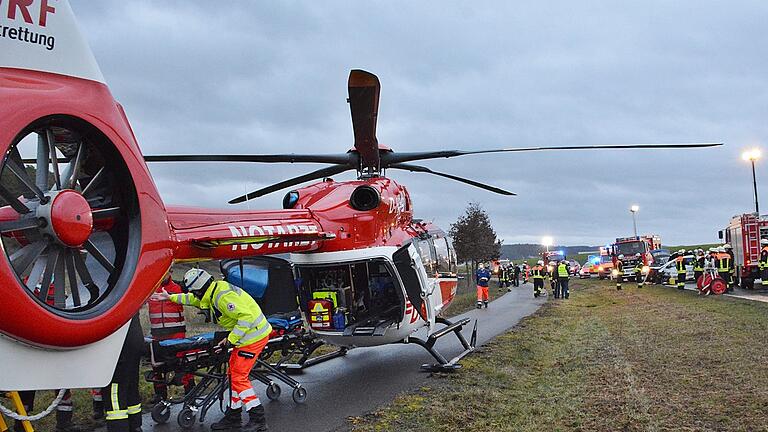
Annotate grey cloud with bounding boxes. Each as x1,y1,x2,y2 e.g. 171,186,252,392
69,0,768,246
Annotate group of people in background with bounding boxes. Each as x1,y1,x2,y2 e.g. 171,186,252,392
476,259,572,308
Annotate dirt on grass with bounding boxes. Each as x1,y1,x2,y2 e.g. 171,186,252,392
349,278,768,432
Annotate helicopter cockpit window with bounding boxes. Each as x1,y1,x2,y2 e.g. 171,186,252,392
433,237,454,275
416,239,435,274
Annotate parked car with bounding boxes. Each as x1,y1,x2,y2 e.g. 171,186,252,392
645,249,671,284
579,261,594,278
652,254,695,285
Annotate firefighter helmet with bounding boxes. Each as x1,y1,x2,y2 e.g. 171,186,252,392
723,244,732,250
635,253,641,258
762,239,768,245
618,254,624,259
537,260,544,265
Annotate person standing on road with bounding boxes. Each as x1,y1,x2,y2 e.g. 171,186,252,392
153,268,272,431
760,239,768,287
693,249,705,286
633,253,644,288
498,265,508,291
513,264,521,287
531,260,545,297
475,263,491,309
724,244,735,291
148,272,196,403
103,314,144,432
557,259,571,299
715,247,733,292
615,255,624,290
675,249,687,290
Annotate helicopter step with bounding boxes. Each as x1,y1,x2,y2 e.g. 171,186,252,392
404,317,478,372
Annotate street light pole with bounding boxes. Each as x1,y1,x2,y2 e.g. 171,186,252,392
742,148,761,215
751,158,759,215
630,205,639,237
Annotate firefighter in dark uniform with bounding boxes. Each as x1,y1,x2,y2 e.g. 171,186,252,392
760,239,768,287
531,260,545,297
615,255,624,290
103,314,144,432
724,244,735,291
549,261,560,298
633,253,644,288
498,265,508,291
674,249,687,290
513,264,521,287
693,249,705,286
557,260,571,299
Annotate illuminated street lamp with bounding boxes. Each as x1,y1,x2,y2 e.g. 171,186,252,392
542,236,553,252
742,148,761,214
630,205,639,237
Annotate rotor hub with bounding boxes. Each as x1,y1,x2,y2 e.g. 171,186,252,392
38,189,93,247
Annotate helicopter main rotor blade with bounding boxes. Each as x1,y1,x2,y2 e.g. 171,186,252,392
229,164,352,204
389,163,516,196
144,154,352,165
384,142,723,165
348,69,381,171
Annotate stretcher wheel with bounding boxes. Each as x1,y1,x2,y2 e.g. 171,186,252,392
177,407,196,429
266,382,281,400
710,278,727,295
293,386,308,404
151,402,171,424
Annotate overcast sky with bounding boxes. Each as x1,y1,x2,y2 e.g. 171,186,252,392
69,1,768,246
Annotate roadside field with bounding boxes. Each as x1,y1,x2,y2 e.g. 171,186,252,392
349,278,768,431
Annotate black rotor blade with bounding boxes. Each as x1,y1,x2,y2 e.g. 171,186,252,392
384,143,723,165
38,247,62,302
10,240,47,275
389,163,516,196
229,164,351,204
144,154,352,165
7,147,46,201
0,218,40,233
0,185,31,214
72,250,99,304
64,250,82,307
84,239,115,274
348,69,381,171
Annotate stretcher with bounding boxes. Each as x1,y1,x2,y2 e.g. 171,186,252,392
146,321,308,429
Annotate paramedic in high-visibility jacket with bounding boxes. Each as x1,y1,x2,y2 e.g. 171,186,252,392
153,268,272,431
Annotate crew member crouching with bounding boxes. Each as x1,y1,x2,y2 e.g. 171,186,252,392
153,269,272,431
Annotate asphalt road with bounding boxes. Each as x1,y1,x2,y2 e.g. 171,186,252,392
132,283,546,432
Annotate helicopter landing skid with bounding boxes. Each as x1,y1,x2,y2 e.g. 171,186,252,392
405,317,478,372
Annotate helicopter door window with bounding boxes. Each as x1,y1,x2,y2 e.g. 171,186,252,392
416,239,436,275
433,237,453,276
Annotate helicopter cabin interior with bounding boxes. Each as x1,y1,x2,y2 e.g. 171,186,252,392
296,259,404,336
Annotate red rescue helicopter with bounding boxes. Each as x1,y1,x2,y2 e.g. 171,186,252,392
0,0,720,390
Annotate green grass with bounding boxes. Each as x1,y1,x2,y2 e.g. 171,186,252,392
349,278,768,431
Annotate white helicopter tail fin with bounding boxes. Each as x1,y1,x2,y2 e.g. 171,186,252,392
0,0,105,83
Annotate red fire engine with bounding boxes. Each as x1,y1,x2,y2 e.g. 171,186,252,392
719,213,768,289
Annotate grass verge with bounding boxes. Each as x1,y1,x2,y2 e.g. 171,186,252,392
349,278,768,431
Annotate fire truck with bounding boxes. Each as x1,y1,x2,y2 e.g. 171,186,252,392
608,235,662,280
719,213,768,289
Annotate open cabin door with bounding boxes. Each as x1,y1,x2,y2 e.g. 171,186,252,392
393,244,435,327
220,257,298,316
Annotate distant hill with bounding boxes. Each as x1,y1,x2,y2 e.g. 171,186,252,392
500,244,599,260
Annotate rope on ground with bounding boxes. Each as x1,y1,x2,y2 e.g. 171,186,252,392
0,389,65,421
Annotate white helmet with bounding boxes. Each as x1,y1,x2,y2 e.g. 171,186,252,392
184,268,213,293
709,247,717,253
716,246,725,253
678,249,685,254
537,260,544,265
762,239,768,245
618,254,624,259
723,244,732,250
478,263,484,268
635,253,641,258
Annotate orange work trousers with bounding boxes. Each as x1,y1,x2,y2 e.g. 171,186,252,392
476,285,489,302
228,336,269,411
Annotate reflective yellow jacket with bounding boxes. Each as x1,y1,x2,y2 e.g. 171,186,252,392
170,281,271,347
